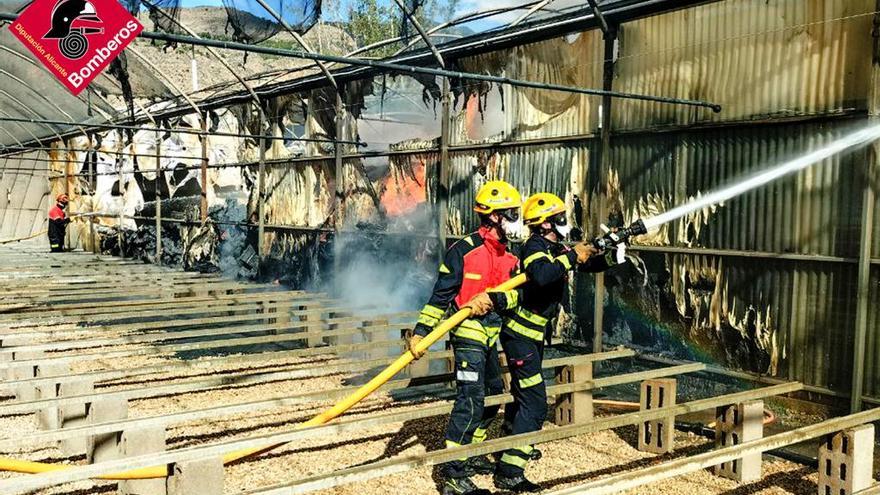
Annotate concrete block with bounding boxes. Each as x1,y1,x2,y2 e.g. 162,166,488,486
166,457,224,495
638,378,676,454
554,363,592,426
818,424,874,495
363,318,388,361
119,426,167,495
714,400,763,482
298,303,325,348
87,398,129,463
8,349,45,400
58,379,96,456
35,363,69,431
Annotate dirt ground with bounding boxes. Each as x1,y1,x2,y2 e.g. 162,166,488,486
0,350,842,495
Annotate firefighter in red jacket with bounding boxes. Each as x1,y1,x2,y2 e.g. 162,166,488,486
48,194,70,252
407,180,522,495
494,193,627,492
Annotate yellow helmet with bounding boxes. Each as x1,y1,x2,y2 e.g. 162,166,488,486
523,192,566,226
473,180,522,214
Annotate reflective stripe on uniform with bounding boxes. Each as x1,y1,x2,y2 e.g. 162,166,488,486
518,372,543,389
505,318,544,341
439,263,451,274
452,327,489,345
493,289,518,310
456,370,479,382
555,253,572,270
421,304,445,319
515,445,534,455
463,236,474,246
452,319,498,345
445,439,468,461
515,307,548,326
417,314,439,326
500,452,529,468
472,427,488,443
464,272,482,280
523,251,551,268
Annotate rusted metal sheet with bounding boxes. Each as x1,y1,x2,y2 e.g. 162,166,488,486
613,0,874,130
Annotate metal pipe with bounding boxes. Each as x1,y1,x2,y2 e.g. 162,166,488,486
0,144,206,162
0,115,361,145
585,0,611,35
391,0,445,68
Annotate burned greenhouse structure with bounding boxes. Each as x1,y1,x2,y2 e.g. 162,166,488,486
2,0,880,494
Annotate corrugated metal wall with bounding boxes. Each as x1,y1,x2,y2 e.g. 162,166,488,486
613,0,873,129
607,121,866,391
446,142,595,236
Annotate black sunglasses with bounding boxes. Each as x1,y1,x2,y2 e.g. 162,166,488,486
498,208,520,222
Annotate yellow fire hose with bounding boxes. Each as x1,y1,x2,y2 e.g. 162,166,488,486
0,273,529,479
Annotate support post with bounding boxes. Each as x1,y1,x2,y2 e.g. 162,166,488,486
818,424,874,495
200,113,209,224
333,91,345,280
117,135,124,256
155,129,162,263
438,78,451,247
852,2,880,413
89,139,98,254
257,109,266,262
714,400,764,482
554,363,593,425
638,378,676,454
63,147,70,250
592,26,618,353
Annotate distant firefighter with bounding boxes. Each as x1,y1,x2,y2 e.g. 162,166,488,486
48,193,70,252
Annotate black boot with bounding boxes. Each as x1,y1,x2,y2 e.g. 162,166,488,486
493,473,542,493
529,448,542,461
465,455,495,475
442,476,492,495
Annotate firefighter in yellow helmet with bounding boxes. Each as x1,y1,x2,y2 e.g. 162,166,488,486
493,192,627,492
407,180,523,495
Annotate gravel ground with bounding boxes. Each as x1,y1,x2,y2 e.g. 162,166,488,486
0,345,843,495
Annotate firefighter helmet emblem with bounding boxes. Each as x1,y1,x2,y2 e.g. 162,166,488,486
43,0,104,60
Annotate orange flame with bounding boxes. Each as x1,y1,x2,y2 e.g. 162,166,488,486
381,159,426,218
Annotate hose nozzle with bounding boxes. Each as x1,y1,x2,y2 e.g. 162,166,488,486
592,219,647,251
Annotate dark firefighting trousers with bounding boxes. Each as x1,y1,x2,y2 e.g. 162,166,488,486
441,334,504,479
496,332,547,477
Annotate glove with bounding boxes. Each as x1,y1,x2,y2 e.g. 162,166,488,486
405,329,426,360
573,242,598,264
464,292,494,316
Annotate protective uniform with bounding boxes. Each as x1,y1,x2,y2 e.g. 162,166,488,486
48,194,70,253
412,181,521,492
496,193,621,483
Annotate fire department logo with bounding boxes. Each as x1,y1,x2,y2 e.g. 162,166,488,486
8,0,143,95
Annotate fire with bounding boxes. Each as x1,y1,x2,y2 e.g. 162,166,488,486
381,158,426,218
